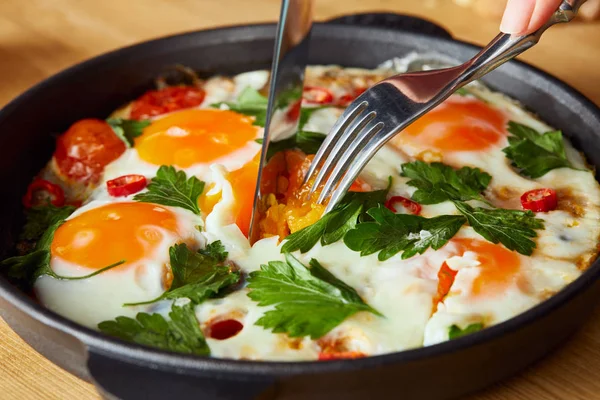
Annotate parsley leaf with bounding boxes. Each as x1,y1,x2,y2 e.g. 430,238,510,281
503,121,577,178
133,165,204,214
448,323,484,340
401,161,491,205
344,206,466,261
98,302,209,355
454,201,544,256
124,242,239,306
266,130,326,159
107,118,151,147
211,87,269,126
247,253,381,339
2,222,124,287
280,185,390,253
20,204,76,242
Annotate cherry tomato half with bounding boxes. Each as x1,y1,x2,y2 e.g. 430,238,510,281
106,175,148,197
22,179,65,208
303,86,334,105
520,188,558,212
130,86,206,120
207,319,244,340
54,119,126,184
384,196,422,215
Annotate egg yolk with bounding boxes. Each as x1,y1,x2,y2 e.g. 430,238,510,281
134,109,258,167
452,238,521,296
51,202,180,271
393,97,507,152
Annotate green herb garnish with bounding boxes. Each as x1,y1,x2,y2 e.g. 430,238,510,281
503,121,578,178
20,204,76,242
107,118,151,147
211,87,269,126
124,242,238,306
98,302,209,355
448,323,484,340
247,253,381,339
344,206,466,261
133,165,204,214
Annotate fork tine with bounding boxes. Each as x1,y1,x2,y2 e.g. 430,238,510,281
317,121,385,205
309,109,377,196
303,101,368,186
323,128,393,213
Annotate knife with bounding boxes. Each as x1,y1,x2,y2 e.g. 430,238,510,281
248,0,314,244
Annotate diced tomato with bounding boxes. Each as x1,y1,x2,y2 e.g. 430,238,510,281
303,86,334,105
130,86,206,120
54,119,126,184
207,319,244,340
22,179,65,208
384,196,422,215
520,188,558,212
106,175,147,197
318,351,365,361
433,262,458,309
337,87,367,107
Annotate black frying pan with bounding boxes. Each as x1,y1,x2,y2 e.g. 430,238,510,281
1,13,599,400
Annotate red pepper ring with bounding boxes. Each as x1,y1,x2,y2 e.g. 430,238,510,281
337,87,367,107
384,195,422,215
520,188,558,212
106,175,148,197
303,86,334,105
22,179,65,208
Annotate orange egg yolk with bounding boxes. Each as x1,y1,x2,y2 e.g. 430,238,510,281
134,109,258,167
51,202,180,271
451,238,521,296
394,97,507,152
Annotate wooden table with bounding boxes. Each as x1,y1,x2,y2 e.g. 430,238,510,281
1,1,600,399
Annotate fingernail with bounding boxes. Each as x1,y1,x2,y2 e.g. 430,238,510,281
500,0,535,34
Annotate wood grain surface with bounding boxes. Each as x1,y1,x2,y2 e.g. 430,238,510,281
1,1,600,399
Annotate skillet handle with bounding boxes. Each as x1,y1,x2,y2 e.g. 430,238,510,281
87,350,276,400
325,12,452,39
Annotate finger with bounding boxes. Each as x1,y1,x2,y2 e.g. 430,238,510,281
500,0,536,34
526,0,564,33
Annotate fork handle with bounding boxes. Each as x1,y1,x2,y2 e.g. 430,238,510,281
457,0,585,85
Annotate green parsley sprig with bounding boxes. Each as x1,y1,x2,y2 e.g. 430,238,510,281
247,253,381,339
20,204,76,242
133,165,204,214
124,242,239,306
503,121,579,178
107,118,151,147
98,302,209,355
211,87,269,126
448,322,484,340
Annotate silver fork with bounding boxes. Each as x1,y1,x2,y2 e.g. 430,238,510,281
305,0,585,214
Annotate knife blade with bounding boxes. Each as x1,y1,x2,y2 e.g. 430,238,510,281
248,0,313,244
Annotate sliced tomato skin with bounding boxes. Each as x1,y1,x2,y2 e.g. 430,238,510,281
54,119,126,184
318,351,365,361
303,86,334,105
22,178,65,208
208,319,244,340
520,188,558,212
384,195,422,215
432,261,458,311
106,175,147,197
130,86,206,120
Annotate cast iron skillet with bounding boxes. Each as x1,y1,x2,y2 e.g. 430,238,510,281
1,13,600,400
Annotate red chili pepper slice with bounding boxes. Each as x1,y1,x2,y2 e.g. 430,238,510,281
337,87,367,107
130,86,206,120
303,86,334,105
318,351,366,361
286,99,302,121
106,175,148,197
208,319,244,340
520,188,558,212
384,196,422,215
22,179,65,208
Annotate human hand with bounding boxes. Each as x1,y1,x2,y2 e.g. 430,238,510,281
500,0,564,34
